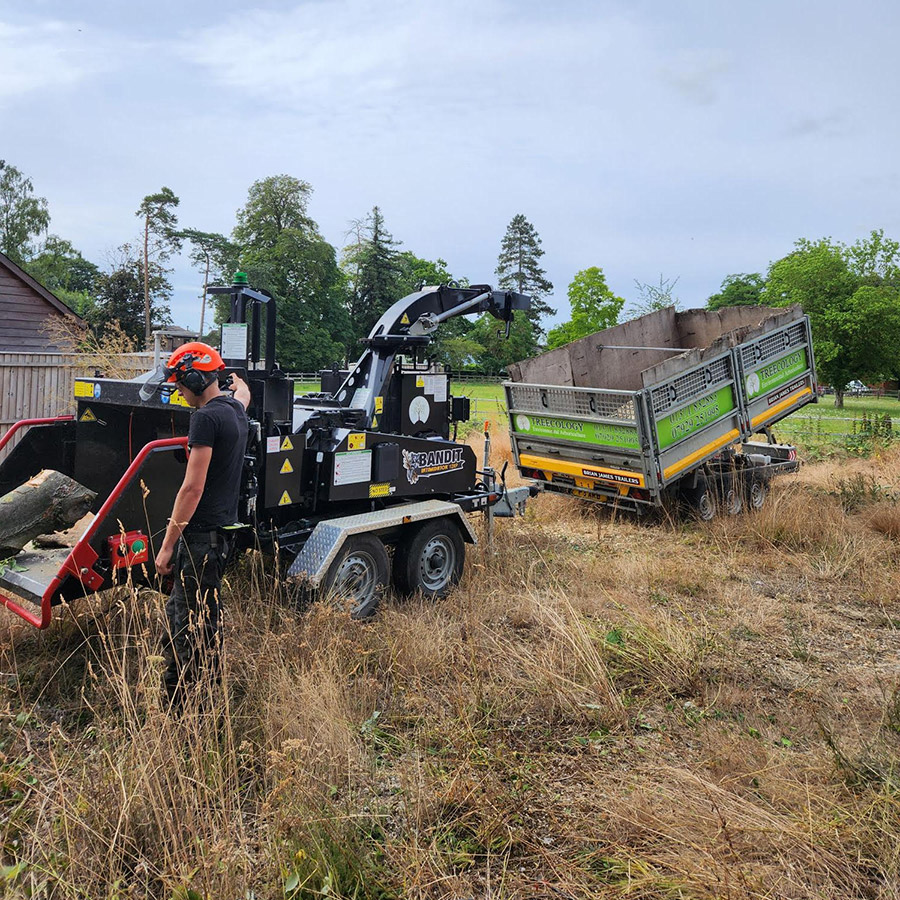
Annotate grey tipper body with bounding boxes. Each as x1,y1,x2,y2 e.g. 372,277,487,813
506,305,817,515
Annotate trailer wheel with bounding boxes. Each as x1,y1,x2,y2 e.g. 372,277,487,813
724,479,743,516
748,476,768,511
322,534,390,619
684,474,717,522
393,518,465,599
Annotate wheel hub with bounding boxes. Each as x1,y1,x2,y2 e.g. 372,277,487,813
418,536,455,591
333,552,377,603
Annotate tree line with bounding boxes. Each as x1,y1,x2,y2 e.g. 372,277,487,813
542,230,900,406
0,162,558,373
2,159,898,394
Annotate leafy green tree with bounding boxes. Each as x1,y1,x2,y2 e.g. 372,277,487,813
180,228,238,335
763,232,900,407
0,160,50,264
706,273,765,311
233,175,350,371
234,175,316,247
93,245,172,346
396,252,455,296
495,214,555,333
136,188,181,345
468,312,537,374
547,267,624,349
25,235,100,317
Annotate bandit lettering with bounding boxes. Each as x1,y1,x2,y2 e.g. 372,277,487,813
403,447,465,484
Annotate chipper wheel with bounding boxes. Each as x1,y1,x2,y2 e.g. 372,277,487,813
393,517,465,599
322,534,390,619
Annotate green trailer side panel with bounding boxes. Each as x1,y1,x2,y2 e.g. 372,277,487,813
511,413,640,450
745,348,808,400
655,384,736,450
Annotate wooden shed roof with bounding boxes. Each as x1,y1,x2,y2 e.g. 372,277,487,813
0,250,87,326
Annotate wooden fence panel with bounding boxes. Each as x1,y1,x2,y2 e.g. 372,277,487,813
0,352,154,462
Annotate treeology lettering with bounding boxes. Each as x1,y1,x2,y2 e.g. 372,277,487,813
759,351,802,383
518,415,639,448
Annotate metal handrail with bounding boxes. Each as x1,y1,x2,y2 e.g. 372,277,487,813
0,416,75,455
0,436,188,629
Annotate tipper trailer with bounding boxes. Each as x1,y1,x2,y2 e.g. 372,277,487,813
505,304,817,517
0,278,533,629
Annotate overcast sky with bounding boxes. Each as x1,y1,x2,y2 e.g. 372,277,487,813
2,0,898,332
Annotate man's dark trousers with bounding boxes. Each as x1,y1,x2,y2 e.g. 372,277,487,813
163,529,232,706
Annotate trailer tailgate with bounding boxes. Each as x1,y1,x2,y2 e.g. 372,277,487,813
505,383,654,497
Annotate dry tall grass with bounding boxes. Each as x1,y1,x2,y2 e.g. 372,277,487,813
0,450,898,897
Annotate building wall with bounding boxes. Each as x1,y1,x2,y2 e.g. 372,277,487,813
0,266,72,351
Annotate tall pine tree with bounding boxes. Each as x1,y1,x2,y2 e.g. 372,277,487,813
136,187,181,346
341,206,403,352
495,214,555,331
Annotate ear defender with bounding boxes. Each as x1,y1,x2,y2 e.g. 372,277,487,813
177,361,216,395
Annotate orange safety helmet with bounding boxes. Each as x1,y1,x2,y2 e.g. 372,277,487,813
164,341,225,394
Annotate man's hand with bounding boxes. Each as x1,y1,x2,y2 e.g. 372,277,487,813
155,544,175,576
229,374,251,410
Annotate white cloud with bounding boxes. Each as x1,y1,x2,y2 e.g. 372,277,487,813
0,20,105,103
658,49,731,106
177,1,645,128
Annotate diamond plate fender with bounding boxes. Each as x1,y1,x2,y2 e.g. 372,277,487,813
287,499,477,587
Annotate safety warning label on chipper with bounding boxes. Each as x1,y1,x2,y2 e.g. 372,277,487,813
334,451,372,486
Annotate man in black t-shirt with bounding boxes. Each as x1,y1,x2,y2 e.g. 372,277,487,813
153,342,250,708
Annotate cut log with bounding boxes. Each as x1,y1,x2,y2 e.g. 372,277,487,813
0,470,97,556
33,512,96,549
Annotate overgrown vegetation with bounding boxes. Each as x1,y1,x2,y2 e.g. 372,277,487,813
0,443,899,898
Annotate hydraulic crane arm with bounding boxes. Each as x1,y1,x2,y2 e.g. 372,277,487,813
331,285,531,422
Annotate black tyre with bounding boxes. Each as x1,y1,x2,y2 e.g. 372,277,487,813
683,473,717,522
393,518,465,599
748,475,768,510
322,534,390,619
723,474,743,516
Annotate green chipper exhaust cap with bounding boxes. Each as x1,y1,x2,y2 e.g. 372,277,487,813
233,271,249,285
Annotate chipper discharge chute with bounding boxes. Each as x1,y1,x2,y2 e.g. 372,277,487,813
505,304,817,518
0,275,534,628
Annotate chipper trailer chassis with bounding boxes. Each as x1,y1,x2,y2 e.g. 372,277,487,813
0,278,533,628
505,304,817,518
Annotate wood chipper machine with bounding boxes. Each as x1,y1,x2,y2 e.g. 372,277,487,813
0,277,533,627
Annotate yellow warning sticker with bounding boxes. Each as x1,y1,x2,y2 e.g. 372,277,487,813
280,436,294,451
280,458,294,474
168,391,190,407
400,313,410,324
79,407,97,422
416,375,425,387
375,396,383,413
348,432,366,451
278,490,292,506
369,482,390,499
371,415,379,429
74,380,93,398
